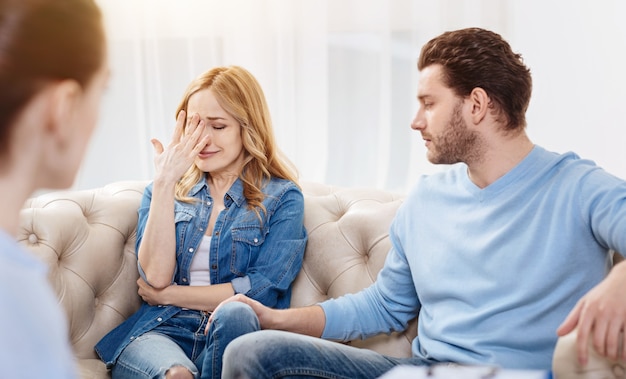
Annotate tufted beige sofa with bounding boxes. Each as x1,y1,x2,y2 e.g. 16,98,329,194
18,179,615,378
18,180,415,378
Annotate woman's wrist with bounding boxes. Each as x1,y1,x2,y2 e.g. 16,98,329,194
153,175,178,189
158,284,176,306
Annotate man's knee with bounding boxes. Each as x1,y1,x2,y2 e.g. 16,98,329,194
222,331,268,379
223,331,252,363
222,336,244,379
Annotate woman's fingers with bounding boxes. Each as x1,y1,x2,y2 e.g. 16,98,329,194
178,112,208,154
152,111,209,181
151,138,164,155
171,110,186,145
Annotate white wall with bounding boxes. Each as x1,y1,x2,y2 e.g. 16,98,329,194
511,1,626,180
74,0,626,193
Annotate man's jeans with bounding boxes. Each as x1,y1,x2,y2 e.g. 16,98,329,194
112,303,260,379
222,327,432,378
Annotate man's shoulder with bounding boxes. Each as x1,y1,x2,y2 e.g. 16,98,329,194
548,149,613,180
524,147,626,199
536,145,594,169
524,145,613,184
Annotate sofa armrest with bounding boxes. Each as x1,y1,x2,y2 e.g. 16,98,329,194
552,329,626,378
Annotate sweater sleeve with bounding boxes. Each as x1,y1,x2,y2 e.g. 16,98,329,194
320,208,421,341
577,164,626,254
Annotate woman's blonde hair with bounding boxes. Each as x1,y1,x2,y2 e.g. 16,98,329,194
174,66,299,215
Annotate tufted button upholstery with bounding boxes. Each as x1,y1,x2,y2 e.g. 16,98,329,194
18,181,148,377
18,180,415,378
553,328,626,378
294,182,417,357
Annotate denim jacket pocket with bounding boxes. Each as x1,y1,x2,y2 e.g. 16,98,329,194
174,205,195,255
230,226,266,276
174,201,196,222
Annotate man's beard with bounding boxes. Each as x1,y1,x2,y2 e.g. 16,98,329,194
427,102,484,165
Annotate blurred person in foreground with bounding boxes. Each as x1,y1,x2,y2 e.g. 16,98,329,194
0,0,109,378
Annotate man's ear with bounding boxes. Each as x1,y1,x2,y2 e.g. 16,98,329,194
468,87,490,125
47,79,81,147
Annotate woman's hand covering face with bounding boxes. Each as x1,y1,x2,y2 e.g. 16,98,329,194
150,110,210,183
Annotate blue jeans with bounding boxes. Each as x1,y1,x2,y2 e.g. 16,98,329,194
222,330,434,379
112,303,260,379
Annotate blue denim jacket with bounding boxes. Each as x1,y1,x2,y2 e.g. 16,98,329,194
95,177,307,366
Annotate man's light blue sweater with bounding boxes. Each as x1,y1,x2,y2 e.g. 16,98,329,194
320,145,626,370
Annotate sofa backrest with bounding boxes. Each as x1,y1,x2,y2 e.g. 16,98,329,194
18,180,415,362
18,181,147,360
295,181,416,357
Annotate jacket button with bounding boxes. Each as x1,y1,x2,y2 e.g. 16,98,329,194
157,317,162,322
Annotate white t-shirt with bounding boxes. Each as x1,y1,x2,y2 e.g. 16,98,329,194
190,235,212,286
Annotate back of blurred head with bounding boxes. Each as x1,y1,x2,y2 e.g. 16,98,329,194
0,0,106,186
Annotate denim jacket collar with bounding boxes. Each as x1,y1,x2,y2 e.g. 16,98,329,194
188,176,246,208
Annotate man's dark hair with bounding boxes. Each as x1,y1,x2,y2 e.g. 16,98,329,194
418,27,532,130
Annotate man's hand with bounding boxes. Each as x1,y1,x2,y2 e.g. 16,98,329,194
557,261,626,365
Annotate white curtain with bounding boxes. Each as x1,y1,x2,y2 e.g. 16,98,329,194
75,0,626,193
